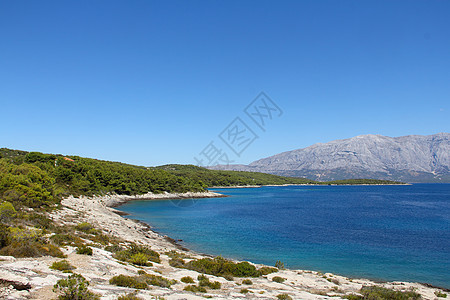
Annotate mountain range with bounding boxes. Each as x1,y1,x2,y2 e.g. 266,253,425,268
210,133,450,183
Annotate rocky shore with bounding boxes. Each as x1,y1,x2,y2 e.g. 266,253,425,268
0,192,447,299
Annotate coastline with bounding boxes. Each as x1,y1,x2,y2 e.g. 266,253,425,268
210,183,411,189
209,185,262,189
1,191,447,299
101,191,228,208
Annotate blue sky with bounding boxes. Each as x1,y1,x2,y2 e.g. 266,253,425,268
1,1,449,166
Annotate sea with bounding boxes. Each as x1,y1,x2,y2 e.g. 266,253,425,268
116,184,450,288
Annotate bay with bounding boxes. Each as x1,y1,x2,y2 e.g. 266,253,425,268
117,184,450,288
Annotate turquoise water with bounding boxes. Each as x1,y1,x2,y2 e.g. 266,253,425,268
117,184,450,288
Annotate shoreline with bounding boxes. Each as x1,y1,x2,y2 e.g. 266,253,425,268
210,183,411,189
96,191,227,208
1,191,447,299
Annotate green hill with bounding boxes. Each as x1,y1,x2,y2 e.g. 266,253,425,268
0,148,405,209
155,164,315,186
0,148,206,208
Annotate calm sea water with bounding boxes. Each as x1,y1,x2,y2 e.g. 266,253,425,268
117,184,450,288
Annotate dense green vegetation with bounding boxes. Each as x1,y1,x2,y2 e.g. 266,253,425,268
435,291,448,298
0,148,206,209
168,255,278,279
50,260,76,272
183,284,207,293
117,293,144,300
113,243,161,265
259,266,279,275
272,276,286,283
325,179,405,185
197,274,221,289
345,286,422,300
109,271,177,289
180,276,195,283
53,273,100,300
109,275,149,289
157,164,405,186
76,245,93,256
156,164,315,186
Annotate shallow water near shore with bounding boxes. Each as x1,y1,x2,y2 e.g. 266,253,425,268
117,184,450,289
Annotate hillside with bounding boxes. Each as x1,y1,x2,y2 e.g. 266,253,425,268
0,148,404,210
155,164,315,186
210,133,450,183
0,148,207,209
156,164,403,186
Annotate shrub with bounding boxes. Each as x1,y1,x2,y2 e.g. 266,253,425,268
197,275,221,289
181,276,194,283
8,226,42,242
0,241,65,258
114,243,160,264
345,286,422,300
0,224,11,248
50,233,84,247
0,201,16,224
232,262,261,277
109,275,148,289
242,279,252,285
130,244,160,263
240,288,249,294
76,245,93,256
118,292,144,300
169,257,185,268
223,274,234,281
24,213,55,230
185,256,260,278
275,260,285,269
86,232,112,245
165,250,191,259
208,280,221,290
53,273,100,300
183,285,207,293
272,276,286,283
142,274,177,288
75,222,94,233
129,253,151,266
361,286,421,300
277,294,292,300
259,266,278,275
435,291,447,298
104,244,123,253
50,260,76,272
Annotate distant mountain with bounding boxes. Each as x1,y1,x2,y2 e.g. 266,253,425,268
210,133,450,183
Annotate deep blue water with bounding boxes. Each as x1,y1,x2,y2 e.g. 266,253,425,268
117,184,450,288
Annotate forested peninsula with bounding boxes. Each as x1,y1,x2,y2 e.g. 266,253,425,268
0,148,403,209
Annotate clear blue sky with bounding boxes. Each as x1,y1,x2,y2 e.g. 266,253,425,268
1,1,449,166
